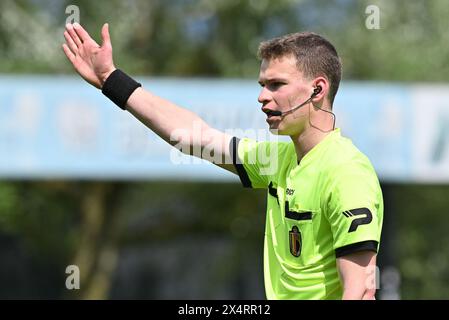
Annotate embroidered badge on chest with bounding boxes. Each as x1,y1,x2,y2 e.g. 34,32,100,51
289,226,302,257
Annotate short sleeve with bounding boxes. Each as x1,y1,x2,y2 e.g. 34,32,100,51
230,137,285,189
325,160,383,258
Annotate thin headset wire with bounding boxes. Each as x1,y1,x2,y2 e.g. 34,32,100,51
308,103,336,132
272,94,336,132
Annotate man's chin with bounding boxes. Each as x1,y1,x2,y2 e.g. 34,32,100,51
269,127,284,135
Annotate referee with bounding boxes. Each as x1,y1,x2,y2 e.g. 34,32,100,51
63,23,383,300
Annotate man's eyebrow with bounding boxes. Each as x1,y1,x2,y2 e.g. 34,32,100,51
258,78,288,86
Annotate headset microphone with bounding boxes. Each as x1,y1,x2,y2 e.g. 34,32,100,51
268,86,322,117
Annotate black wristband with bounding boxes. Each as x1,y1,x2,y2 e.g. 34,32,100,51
101,69,142,110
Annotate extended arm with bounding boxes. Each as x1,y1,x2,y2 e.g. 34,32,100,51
62,22,236,174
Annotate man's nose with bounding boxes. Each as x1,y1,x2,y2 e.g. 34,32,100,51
258,87,271,104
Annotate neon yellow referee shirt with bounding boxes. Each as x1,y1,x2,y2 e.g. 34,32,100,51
231,128,383,300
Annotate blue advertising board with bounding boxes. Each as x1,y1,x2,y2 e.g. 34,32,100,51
1,75,448,182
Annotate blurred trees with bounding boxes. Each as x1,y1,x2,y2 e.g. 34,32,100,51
1,0,449,81
0,181,266,299
391,185,449,299
0,0,449,299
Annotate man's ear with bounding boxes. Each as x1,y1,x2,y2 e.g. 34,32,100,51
311,77,328,101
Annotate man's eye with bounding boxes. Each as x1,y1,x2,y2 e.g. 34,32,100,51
269,82,284,90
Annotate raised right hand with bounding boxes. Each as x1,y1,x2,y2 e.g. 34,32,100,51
62,23,116,89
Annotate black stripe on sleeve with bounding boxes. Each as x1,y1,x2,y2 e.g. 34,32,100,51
335,240,378,258
230,137,252,188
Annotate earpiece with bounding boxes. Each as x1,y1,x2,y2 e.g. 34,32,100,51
312,85,322,97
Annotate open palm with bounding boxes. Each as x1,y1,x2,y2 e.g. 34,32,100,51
62,23,116,89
